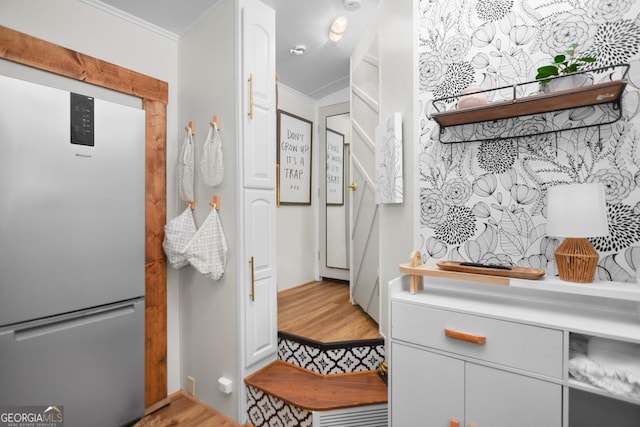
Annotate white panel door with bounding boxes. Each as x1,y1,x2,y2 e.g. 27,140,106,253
350,158,379,321
244,189,277,366
350,38,380,323
242,1,276,189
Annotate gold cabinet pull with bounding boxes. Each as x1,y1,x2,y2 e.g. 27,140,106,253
248,73,254,119
444,328,486,345
348,182,357,191
249,256,255,301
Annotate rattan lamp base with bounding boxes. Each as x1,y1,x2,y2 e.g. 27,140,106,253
555,237,599,283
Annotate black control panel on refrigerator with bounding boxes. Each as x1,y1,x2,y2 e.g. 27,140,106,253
70,92,94,146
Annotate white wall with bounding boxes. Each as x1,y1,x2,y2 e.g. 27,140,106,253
351,0,417,337
0,0,182,395
178,0,240,418
275,84,318,290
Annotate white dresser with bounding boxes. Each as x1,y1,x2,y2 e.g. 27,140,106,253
389,272,640,427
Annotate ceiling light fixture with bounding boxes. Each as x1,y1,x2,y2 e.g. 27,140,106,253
329,16,348,42
344,0,361,11
289,45,307,56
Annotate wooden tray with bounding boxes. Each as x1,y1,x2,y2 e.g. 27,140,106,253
436,261,545,280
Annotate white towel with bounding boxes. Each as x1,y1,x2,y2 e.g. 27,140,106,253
200,122,224,187
569,353,640,398
178,128,195,203
162,207,197,269
182,206,228,281
588,337,640,382
568,336,640,399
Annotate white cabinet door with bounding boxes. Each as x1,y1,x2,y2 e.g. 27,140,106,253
241,0,275,189
243,189,277,366
391,343,464,426
391,343,562,427
465,363,562,427
240,0,276,369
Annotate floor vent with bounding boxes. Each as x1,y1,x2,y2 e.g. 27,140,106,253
313,404,388,427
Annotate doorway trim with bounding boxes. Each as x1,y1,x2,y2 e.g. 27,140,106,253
319,101,350,281
0,25,168,407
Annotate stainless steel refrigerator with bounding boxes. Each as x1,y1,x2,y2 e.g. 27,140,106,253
0,74,145,426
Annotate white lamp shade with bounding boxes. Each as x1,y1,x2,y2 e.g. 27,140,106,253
546,183,609,238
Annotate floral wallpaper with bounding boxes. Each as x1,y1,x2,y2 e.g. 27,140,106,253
418,0,640,282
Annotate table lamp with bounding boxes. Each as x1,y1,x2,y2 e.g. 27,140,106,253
546,183,609,283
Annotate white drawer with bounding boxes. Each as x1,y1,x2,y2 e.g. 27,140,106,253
391,301,563,378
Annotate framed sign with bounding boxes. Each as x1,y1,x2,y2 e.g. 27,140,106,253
277,110,313,204
326,129,344,205
375,112,403,204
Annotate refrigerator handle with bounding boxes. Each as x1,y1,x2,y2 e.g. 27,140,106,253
13,302,137,341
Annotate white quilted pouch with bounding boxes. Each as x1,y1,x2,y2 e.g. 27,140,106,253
183,206,228,281
178,128,195,203
200,122,224,187
162,207,197,269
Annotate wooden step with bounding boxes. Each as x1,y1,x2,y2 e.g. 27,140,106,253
245,360,387,411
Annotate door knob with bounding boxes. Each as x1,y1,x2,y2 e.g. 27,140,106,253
348,182,357,191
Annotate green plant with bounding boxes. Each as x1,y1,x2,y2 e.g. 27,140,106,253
535,43,596,84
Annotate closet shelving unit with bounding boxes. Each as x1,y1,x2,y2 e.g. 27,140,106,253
430,64,630,144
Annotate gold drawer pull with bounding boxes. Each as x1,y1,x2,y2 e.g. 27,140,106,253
247,73,254,119
249,256,255,302
445,328,486,345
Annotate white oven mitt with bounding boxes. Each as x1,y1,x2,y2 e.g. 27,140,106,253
178,128,195,203
200,122,224,187
183,206,228,281
162,207,197,269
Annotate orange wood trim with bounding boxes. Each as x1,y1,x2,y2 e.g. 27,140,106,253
0,25,168,104
409,250,424,294
210,195,220,210
444,328,486,345
399,263,511,286
144,99,167,264
245,360,387,411
211,115,221,129
450,419,460,427
145,261,168,406
1,26,169,408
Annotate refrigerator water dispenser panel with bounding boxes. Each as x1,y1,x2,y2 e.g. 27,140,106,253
70,92,94,146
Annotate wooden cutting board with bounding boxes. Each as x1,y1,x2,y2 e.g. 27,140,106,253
436,261,545,280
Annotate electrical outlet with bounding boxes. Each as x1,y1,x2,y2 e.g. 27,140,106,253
187,376,195,396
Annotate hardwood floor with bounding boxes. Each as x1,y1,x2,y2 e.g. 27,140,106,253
136,280,381,426
134,391,247,427
277,280,381,342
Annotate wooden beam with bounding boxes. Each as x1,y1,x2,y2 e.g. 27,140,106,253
0,25,168,104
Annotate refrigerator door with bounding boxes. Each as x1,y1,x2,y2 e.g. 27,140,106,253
0,298,145,427
0,75,145,326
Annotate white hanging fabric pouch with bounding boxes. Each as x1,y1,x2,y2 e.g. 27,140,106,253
200,122,224,187
178,128,195,203
182,206,228,281
162,207,197,269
